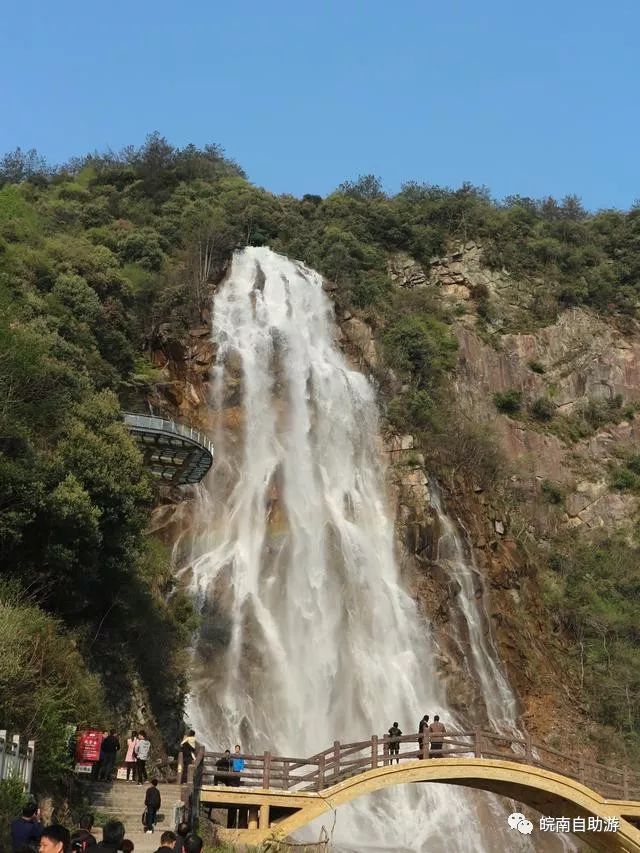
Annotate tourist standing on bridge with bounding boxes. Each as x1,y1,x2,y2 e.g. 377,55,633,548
213,749,231,785
135,731,151,784
388,723,402,763
143,778,161,834
418,714,429,758
180,730,197,783
125,732,138,782
428,715,446,757
231,744,245,784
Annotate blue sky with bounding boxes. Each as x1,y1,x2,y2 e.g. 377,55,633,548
2,0,638,209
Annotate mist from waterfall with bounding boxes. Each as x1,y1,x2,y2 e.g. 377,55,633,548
184,247,539,851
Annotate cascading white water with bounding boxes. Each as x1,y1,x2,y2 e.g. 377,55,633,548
183,247,550,850
429,484,519,731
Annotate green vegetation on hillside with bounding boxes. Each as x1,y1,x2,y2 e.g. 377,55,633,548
544,537,640,758
1,134,639,788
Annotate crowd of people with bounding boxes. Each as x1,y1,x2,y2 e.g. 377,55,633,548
10,805,204,853
91,730,152,784
10,782,202,853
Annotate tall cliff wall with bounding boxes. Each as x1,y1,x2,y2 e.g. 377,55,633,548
145,246,640,761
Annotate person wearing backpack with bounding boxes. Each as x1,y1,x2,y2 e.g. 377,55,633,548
135,731,151,785
70,814,97,852
143,778,161,834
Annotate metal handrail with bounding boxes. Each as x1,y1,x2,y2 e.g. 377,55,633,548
122,412,214,457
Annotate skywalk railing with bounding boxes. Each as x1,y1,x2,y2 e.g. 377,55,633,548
122,412,215,457
197,729,640,802
0,731,35,792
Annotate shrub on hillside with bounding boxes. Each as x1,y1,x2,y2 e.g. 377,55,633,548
0,583,107,789
383,314,457,391
493,389,523,414
541,479,563,504
530,396,555,421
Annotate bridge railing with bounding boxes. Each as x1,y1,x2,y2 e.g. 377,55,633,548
200,729,640,801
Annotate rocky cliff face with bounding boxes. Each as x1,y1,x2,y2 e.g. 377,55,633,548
145,245,640,756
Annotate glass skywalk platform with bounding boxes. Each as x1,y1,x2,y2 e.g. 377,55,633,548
123,412,214,485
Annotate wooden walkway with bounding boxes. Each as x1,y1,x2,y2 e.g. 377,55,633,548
198,729,640,802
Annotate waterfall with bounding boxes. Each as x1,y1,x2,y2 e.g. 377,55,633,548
183,247,550,851
428,483,519,731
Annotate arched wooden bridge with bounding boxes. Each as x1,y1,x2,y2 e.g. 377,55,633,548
191,729,640,851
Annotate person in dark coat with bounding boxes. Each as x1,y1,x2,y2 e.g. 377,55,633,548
70,814,97,851
172,822,189,853
99,731,121,781
182,836,203,853
213,750,231,786
387,723,402,763
418,714,430,758
10,804,43,852
94,821,125,852
144,778,162,834
179,730,196,784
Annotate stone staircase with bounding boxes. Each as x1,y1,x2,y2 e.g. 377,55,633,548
84,780,183,853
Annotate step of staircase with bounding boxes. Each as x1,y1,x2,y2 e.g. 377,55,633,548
81,780,184,851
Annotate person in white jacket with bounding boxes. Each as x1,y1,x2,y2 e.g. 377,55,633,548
135,730,151,785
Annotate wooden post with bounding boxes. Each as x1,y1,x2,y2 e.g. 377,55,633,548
334,741,340,780
474,729,482,759
371,735,378,769
263,752,271,789
578,756,586,784
317,754,325,791
524,733,532,763
383,740,389,767
283,760,290,790
259,804,270,830
623,767,630,800
248,806,259,830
